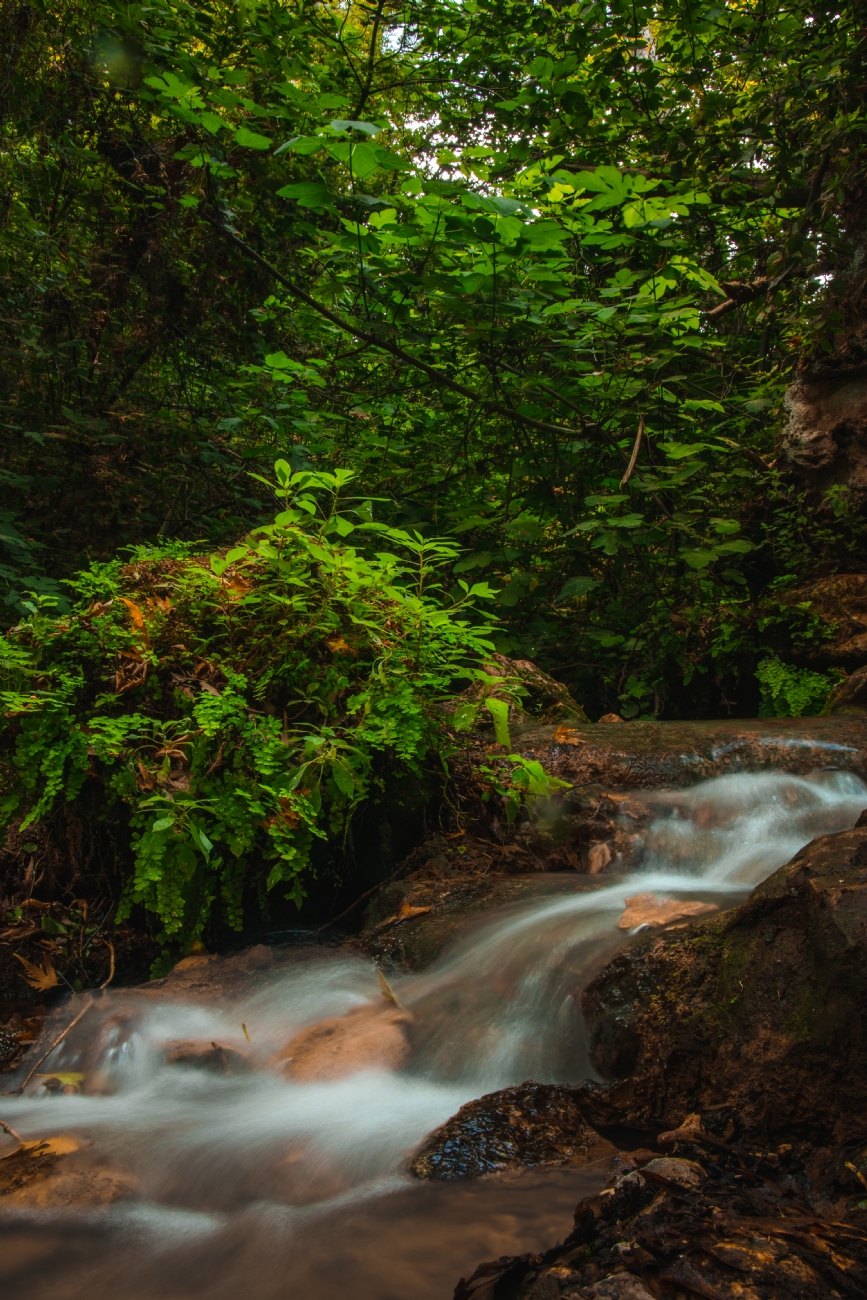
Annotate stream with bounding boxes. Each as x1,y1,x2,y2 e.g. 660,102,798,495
2,768,866,1299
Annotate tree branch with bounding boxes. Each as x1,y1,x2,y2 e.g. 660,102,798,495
209,217,607,446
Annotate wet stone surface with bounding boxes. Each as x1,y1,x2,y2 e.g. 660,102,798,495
411,1082,613,1180
454,1131,867,1300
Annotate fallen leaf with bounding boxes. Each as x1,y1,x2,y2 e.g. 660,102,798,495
397,899,432,921
222,574,251,601
553,725,585,746
14,952,59,991
325,636,355,655
12,1134,89,1158
118,597,146,633
36,1073,85,1088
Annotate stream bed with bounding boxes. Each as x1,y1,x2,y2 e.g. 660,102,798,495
2,768,866,1299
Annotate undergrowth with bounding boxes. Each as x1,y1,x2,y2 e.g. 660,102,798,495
0,463,514,960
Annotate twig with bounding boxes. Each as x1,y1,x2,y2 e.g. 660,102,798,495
620,417,644,488
0,1117,23,1146
100,940,115,988
5,997,94,1095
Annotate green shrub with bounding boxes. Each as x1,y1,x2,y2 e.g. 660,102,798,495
755,656,839,718
0,464,496,955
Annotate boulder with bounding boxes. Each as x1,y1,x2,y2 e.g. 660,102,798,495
410,1081,613,1180
825,663,867,713
580,822,867,1143
779,368,867,497
780,573,867,667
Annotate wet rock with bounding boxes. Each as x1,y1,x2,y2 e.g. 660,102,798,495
356,876,587,971
641,1156,704,1189
581,1276,655,1300
825,663,867,714
495,714,867,791
411,1082,613,1180
455,1140,867,1300
271,1002,413,1081
781,573,867,667
0,1136,137,1208
162,1038,251,1074
616,893,718,931
581,821,867,1143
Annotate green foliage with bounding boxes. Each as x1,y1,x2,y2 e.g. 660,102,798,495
477,755,572,825
0,466,497,950
755,657,839,719
0,0,863,831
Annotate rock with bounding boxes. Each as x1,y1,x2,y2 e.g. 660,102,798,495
496,715,867,790
825,663,867,713
581,821,867,1142
781,573,867,667
582,1276,655,1300
779,369,867,497
0,1136,137,1208
271,1002,413,1081
640,1156,704,1188
356,876,587,971
450,653,590,727
587,843,612,874
455,1139,867,1300
162,1039,251,1074
616,893,718,931
410,1081,613,1180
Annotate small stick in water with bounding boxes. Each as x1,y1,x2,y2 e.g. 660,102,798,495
5,997,94,1095
241,1023,251,1043
377,968,404,1010
0,1117,23,1147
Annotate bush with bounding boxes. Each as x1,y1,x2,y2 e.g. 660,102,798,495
0,464,496,957
755,656,839,718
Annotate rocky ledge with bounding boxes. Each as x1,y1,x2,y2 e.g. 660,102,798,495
446,816,867,1298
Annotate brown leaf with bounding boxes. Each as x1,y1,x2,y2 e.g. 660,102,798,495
118,596,146,633
14,952,59,991
222,574,251,601
325,636,355,656
553,725,585,746
397,899,432,921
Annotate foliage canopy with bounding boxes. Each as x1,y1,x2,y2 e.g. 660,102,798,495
0,0,864,941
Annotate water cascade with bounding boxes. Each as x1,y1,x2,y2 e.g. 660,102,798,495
2,769,865,1299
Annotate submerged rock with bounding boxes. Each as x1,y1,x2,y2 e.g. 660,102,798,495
162,1038,251,1074
0,1136,137,1208
616,893,718,931
410,1082,613,1180
581,821,867,1142
272,1002,413,1081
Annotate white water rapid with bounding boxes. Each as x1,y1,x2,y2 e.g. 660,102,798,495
1,768,865,1300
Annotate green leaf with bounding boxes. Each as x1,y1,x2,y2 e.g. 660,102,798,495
234,126,271,150
557,576,600,601
330,119,380,136
484,697,511,747
276,181,334,210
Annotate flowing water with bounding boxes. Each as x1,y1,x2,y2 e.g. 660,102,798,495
2,768,865,1299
